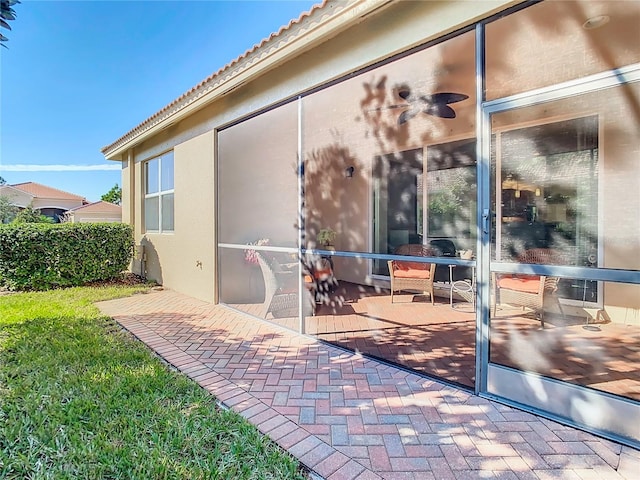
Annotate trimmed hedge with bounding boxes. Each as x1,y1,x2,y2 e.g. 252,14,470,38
0,223,134,291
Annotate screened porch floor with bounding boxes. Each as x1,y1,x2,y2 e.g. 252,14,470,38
234,281,640,401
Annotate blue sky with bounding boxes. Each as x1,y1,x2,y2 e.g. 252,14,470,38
0,0,317,202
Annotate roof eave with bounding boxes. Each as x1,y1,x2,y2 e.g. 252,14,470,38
102,0,395,160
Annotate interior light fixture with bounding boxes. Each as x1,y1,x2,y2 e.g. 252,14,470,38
535,188,541,197
583,15,610,30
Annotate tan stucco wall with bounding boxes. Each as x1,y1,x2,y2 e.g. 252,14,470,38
31,197,85,211
133,131,215,303
121,154,144,277
70,212,122,223
121,154,134,225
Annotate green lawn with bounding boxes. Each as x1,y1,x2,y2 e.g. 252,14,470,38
0,286,305,480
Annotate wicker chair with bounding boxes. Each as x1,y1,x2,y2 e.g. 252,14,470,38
388,244,437,304
256,253,315,318
492,248,565,327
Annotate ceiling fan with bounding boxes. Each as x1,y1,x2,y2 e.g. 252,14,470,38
394,89,469,124
365,79,468,124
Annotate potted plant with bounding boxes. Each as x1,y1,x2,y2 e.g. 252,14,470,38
316,228,337,251
244,238,270,265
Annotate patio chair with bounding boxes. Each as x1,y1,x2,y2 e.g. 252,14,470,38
303,255,337,304
256,252,315,318
388,244,437,304
492,248,565,328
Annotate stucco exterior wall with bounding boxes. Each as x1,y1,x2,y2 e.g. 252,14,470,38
70,212,121,223
31,197,84,211
121,156,133,225
133,131,215,303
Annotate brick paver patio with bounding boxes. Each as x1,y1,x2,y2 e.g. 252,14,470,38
96,289,639,480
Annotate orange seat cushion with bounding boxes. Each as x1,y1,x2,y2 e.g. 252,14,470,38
393,268,432,279
305,268,333,285
395,260,429,271
497,275,541,293
313,267,332,279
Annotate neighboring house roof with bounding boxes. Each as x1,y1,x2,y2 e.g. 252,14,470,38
11,182,87,202
66,201,121,214
0,184,35,199
102,0,395,159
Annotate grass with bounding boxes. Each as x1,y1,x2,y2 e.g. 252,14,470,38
0,286,306,480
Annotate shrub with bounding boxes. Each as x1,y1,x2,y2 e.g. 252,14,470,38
0,195,19,223
12,205,55,224
0,223,134,290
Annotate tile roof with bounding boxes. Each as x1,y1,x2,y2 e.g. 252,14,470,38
101,0,331,156
11,182,86,201
0,184,35,198
67,200,121,214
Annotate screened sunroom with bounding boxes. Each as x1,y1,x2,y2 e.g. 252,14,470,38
216,0,640,446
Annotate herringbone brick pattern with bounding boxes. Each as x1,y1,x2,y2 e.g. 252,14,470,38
233,281,640,400
96,289,639,480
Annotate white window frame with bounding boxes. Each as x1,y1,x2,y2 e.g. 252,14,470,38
144,151,174,233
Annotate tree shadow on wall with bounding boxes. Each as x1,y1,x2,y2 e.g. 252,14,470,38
299,1,640,418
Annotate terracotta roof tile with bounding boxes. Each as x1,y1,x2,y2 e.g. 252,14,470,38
67,201,121,214
101,0,328,156
11,182,86,201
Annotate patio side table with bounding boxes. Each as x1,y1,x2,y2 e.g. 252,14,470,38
448,264,476,309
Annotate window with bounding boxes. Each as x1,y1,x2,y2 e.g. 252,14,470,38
425,139,477,242
144,152,174,232
372,148,423,275
371,141,477,276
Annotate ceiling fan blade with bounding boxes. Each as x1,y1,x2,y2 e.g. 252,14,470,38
431,92,469,105
398,110,418,125
424,104,457,119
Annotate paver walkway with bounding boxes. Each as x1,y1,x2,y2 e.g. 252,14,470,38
96,289,640,480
